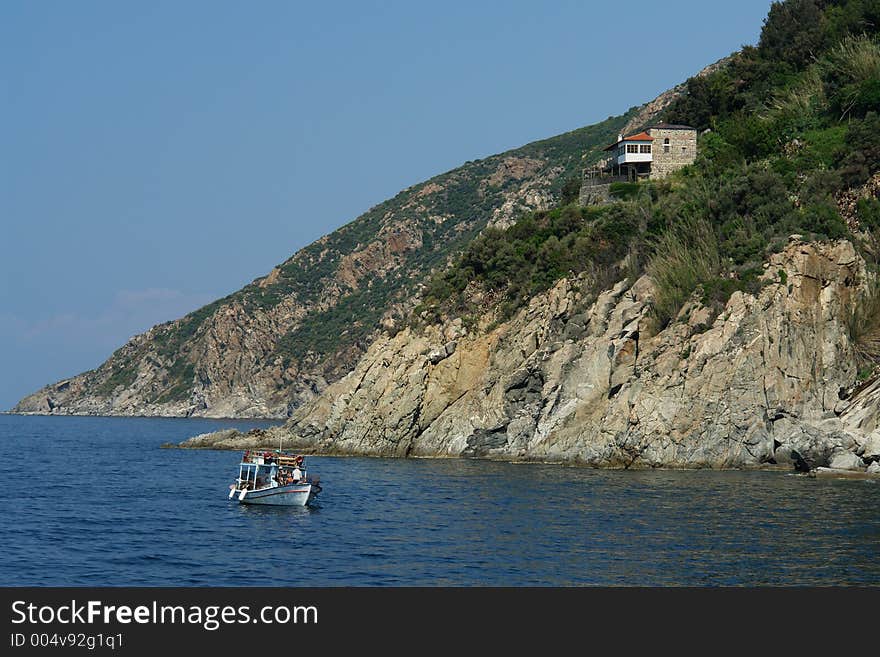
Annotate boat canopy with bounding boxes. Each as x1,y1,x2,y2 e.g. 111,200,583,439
237,462,278,490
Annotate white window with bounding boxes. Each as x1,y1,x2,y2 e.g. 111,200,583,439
663,138,670,153
640,144,651,153
626,144,639,153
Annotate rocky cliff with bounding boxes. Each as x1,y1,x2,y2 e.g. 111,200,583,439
12,115,639,418
15,59,738,420
182,238,880,471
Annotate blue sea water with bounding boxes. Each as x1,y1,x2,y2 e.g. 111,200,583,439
1,414,879,586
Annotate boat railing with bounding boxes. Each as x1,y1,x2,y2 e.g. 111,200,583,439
241,450,306,466
234,470,311,490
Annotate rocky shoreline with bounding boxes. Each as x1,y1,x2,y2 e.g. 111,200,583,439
171,426,880,479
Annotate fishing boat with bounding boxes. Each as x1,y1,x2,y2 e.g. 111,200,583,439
228,449,322,507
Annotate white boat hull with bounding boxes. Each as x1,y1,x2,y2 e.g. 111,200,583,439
236,483,319,507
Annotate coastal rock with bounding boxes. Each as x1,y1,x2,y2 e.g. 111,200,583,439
828,450,865,471
855,430,880,459
813,466,875,479
182,429,245,449
427,341,458,365
182,240,880,470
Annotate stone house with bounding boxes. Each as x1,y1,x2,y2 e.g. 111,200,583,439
596,123,698,181
578,123,698,205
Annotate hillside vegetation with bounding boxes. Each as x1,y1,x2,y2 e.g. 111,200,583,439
417,0,880,348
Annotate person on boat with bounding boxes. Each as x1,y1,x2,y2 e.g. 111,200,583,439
292,465,302,483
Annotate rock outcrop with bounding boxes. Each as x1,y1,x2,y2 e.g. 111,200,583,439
183,239,880,470
12,296,323,418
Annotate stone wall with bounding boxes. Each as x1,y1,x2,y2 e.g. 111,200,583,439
648,127,697,179
578,181,613,205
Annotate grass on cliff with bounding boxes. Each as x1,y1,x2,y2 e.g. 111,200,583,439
646,217,720,328
848,275,880,371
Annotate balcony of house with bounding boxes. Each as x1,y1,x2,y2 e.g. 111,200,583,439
601,131,654,177
615,142,653,166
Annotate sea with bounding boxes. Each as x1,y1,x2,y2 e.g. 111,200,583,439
1,414,879,586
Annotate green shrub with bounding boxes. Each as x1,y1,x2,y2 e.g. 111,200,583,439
700,267,765,309
799,203,848,239
665,69,737,130
151,361,195,404
608,182,642,200
803,125,848,169
717,113,777,159
693,133,743,177
415,202,644,323
759,0,827,70
857,197,880,231
836,112,880,187
647,217,720,327
560,177,582,204
825,35,880,118
800,169,844,204
94,363,138,397
767,66,827,137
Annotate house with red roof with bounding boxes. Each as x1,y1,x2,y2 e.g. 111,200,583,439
599,123,697,181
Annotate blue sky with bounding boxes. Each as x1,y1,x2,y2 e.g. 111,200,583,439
0,0,774,409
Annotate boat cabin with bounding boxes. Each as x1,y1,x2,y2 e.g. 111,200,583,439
235,450,307,491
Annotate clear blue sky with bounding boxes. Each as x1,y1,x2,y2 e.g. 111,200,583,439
0,0,774,409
